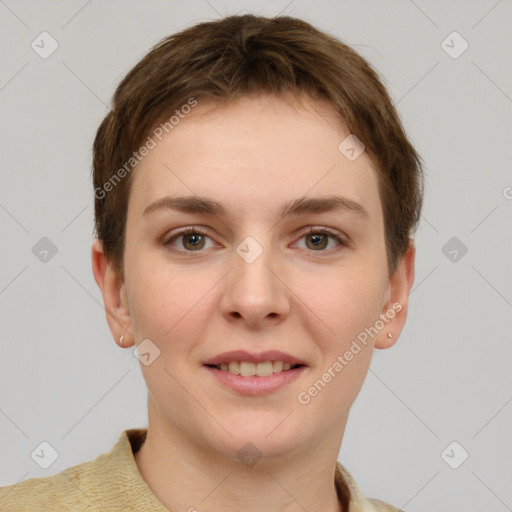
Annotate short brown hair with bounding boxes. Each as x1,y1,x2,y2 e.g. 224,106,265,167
92,14,424,280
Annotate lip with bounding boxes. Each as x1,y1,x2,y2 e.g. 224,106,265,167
202,350,307,366
203,365,307,396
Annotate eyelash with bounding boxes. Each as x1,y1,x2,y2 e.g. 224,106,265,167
163,226,347,255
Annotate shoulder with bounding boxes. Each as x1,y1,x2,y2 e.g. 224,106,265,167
0,429,155,512
368,497,406,511
335,461,404,512
0,457,98,511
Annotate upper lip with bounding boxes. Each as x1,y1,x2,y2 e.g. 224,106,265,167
203,350,307,366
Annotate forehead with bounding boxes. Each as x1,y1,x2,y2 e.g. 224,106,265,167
128,94,382,223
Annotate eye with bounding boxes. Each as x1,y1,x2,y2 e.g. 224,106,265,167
163,226,347,255
294,227,346,252
163,227,217,253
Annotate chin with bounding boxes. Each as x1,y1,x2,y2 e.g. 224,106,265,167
207,416,307,461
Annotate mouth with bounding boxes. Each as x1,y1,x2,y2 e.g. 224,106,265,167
202,350,308,394
204,361,306,377
202,357,307,396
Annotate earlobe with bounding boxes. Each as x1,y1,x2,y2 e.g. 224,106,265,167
375,241,416,350
91,239,133,347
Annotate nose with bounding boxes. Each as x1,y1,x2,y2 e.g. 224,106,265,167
219,239,290,329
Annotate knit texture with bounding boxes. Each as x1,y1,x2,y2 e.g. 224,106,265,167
0,429,403,511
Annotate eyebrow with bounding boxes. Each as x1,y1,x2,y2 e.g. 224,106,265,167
142,194,369,219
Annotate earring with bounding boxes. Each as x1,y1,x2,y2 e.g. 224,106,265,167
119,335,125,347
387,333,393,339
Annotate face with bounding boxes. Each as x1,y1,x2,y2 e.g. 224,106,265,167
94,94,414,462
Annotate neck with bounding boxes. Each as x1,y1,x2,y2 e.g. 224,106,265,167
134,404,346,512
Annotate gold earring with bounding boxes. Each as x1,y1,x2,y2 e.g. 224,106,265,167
119,335,125,347
387,333,393,339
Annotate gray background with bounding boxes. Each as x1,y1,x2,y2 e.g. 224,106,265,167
1,1,511,510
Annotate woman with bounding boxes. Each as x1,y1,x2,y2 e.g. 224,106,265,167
0,14,422,511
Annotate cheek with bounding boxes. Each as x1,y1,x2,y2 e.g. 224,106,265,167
296,265,385,345
128,258,215,344
296,272,381,414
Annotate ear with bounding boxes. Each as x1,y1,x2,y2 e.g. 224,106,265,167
91,239,133,348
374,240,416,349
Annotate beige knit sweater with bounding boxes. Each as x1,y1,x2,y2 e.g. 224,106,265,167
0,429,403,511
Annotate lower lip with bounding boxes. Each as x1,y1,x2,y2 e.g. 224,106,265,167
203,365,307,396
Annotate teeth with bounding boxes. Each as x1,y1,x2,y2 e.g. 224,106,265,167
240,361,255,376
228,361,240,375
215,360,300,376
256,361,273,377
